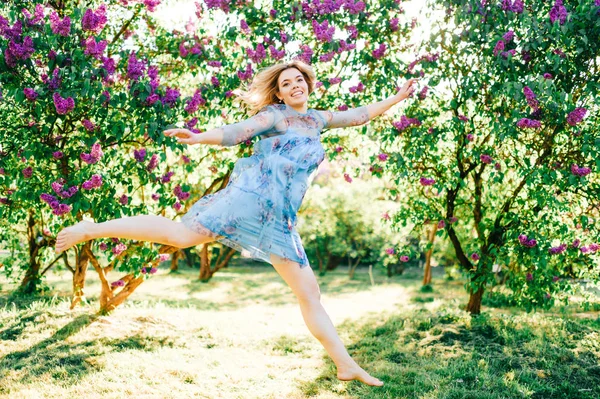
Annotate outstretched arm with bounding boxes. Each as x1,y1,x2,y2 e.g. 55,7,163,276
319,78,419,130
163,106,279,147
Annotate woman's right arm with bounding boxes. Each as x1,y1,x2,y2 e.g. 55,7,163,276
164,106,278,147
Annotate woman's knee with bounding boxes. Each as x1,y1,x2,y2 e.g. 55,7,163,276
175,222,217,247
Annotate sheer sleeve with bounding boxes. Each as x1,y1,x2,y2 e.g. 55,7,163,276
318,106,370,130
220,105,281,146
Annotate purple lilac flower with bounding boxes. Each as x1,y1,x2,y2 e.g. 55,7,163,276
53,92,75,115
419,177,435,186
23,88,38,101
49,12,71,36
523,86,539,110
526,272,533,281
518,234,537,248
480,154,493,164
338,40,356,53
151,193,160,201
23,4,45,26
45,68,62,91
501,0,524,13
572,239,581,248
147,154,158,171
161,171,174,183
549,0,568,25
493,40,505,56
344,173,352,183
161,87,181,108
134,148,147,162
344,0,366,14
173,201,182,211
181,155,191,164
570,164,591,177
83,36,107,59
22,166,33,178
237,63,253,80
418,86,428,100
99,242,108,251
127,52,146,81
372,43,387,60
246,43,267,64
566,107,587,126
346,25,358,40
240,19,249,32
516,118,542,129
82,119,96,132
53,151,64,159
400,255,409,262
378,153,388,161
471,252,480,261
112,243,127,256
502,30,515,42
438,220,446,229
80,143,103,164
393,115,422,132
5,36,35,66
385,247,395,255
589,243,600,253
543,73,553,79
312,19,335,43
296,45,314,64
119,194,129,206
549,244,567,255
184,89,205,114
150,267,158,274
466,133,474,142
143,0,161,12
173,185,190,201
329,77,342,85
101,56,116,76
269,45,285,60
82,4,108,34
389,18,399,32
279,30,289,43
458,115,468,122
337,104,348,111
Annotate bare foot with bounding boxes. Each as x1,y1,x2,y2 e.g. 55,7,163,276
337,365,384,386
55,220,95,254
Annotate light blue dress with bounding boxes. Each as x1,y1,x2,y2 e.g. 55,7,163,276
181,103,370,268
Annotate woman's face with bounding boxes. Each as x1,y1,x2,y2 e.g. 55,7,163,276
276,68,309,107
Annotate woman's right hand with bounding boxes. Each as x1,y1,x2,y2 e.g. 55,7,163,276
163,128,199,145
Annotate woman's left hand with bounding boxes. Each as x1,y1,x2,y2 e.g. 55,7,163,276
396,78,419,101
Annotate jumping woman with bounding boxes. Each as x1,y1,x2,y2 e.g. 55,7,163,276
55,60,418,386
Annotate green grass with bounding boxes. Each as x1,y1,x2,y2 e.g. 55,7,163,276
0,263,599,398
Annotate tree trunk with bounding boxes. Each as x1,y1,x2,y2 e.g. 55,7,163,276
70,241,91,309
20,212,42,294
466,286,485,315
198,244,236,282
199,244,211,281
183,247,194,267
170,250,180,272
422,224,438,286
348,258,361,279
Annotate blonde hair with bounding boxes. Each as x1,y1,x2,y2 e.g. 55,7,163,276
236,61,317,115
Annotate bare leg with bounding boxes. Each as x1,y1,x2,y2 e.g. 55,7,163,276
55,215,215,254
269,254,384,387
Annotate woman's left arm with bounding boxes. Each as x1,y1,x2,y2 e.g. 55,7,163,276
318,78,419,129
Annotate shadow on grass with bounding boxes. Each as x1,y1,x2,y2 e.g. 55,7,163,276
0,313,184,392
296,307,600,399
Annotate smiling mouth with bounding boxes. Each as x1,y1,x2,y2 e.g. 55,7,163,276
291,91,304,98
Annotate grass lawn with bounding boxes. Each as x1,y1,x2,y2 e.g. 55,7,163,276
0,261,599,399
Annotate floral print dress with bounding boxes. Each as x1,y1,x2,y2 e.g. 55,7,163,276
181,103,370,268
